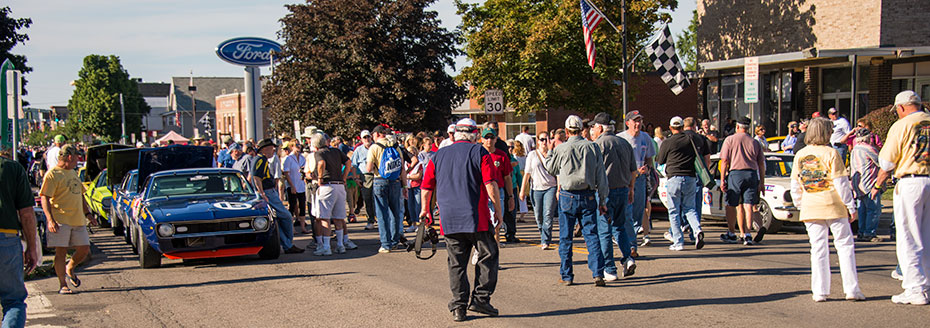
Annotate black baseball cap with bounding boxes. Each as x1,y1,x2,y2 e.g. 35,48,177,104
588,112,615,126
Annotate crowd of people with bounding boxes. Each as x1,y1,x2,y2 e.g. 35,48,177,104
2,90,930,325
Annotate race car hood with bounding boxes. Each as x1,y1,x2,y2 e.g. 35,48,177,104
137,145,214,191
763,177,791,188
146,195,268,223
108,148,145,189
85,143,132,183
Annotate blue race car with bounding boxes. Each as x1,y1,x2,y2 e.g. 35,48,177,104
126,146,280,268
108,148,145,250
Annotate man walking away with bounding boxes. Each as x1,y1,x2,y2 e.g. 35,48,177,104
872,91,930,305
351,130,377,230
1,135,38,327
656,117,704,251
590,112,638,280
420,118,502,322
44,135,64,171
40,145,97,295
367,125,407,253
545,115,609,287
683,117,712,239
253,139,304,254
719,117,767,245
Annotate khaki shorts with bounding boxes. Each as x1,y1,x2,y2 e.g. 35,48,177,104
314,184,347,219
47,224,90,248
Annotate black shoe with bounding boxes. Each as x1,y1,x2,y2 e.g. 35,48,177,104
594,277,606,287
754,227,767,243
468,301,499,317
452,307,467,322
695,231,705,250
506,237,521,243
284,246,305,254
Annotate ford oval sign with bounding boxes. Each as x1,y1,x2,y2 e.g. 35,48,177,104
215,37,281,67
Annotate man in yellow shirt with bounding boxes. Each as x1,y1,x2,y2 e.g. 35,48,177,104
872,90,930,305
40,144,97,295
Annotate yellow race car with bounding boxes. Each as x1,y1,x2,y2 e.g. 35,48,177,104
82,144,132,232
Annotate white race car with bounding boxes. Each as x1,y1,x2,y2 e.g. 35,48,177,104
657,153,799,233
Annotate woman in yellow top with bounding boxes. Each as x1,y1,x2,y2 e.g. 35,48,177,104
789,118,864,302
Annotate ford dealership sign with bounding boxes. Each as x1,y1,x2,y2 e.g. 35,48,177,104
215,37,281,67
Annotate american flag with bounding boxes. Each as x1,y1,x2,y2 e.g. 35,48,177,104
580,0,606,70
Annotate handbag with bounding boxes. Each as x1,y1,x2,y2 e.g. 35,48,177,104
689,134,716,189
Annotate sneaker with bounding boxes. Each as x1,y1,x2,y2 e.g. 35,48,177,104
347,215,357,223
622,259,637,278
663,231,674,242
870,236,884,242
741,238,754,246
344,239,358,250
604,272,618,282
640,237,652,247
695,231,705,250
559,279,573,286
812,294,828,302
313,247,332,256
892,289,929,305
364,223,374,230
334,245,346,254
636,226,644,234
891,270,904,281
378,247,390,254
630,248,640,258
540,243,549,250
594,277,606,287
612,237,619,247
305,240,317,250
754,227,767,243
404,225,418,233
846,291,866,301
668,244,684,251
720,233,738,244
471,250,479,265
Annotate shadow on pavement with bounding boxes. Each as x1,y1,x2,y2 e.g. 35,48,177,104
79,272,354,293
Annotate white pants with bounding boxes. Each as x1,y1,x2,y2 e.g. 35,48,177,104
893,177,930,292
805,218,860,296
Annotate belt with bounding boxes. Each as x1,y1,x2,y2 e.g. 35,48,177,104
901,174,930,178
833,143,846,147
320,181,345,185
0,228,19,234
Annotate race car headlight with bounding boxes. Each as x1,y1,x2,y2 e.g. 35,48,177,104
157,223,175,237
253,217,269,231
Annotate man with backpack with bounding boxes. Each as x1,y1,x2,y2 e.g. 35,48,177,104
367,125,407,253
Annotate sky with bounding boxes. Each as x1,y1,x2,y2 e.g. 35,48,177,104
8,0,696,108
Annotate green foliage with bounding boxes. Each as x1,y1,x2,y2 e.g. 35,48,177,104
675,9,697,71
65,55,150,143
456,0,677,115
23,127,52,146
265,0,466,138
0,6,31,96
862,102,930,143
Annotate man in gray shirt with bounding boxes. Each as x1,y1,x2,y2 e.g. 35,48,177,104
589,112,638,281
617,110,655,255
544,115,608,287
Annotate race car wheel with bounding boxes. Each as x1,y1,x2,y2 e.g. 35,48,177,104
98,213,112,228
111,207,124,236
138,225,162,268
753,200,782,234
258,226,281,260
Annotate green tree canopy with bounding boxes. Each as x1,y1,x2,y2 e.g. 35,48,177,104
456,0,676,115
264,0,466,138
0,6,32,96
66,55,150,143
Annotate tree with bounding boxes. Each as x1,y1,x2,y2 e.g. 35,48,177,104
675,9,697,71
264,0,466,138
456,0,677,115
66,55,150,143
0,6,31,97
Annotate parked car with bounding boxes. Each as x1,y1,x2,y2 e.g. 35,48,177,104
81,144,132,229
127,146,279,268
766,136,787,153
657,153,799,233
109,147,145,249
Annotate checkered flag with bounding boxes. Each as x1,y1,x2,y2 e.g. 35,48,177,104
645,25,690,95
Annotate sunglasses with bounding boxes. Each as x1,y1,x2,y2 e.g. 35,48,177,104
482,135,496,139
538,137,549,141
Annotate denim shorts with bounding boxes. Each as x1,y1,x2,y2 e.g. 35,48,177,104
726,170,760,206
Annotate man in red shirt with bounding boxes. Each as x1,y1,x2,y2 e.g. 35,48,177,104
420,118,503,322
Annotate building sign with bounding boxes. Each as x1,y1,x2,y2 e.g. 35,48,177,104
484,89,504,114
215,37,282,67
744,57,759,104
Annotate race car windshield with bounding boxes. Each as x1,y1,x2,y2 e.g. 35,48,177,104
764,156,793,177
148,173,254,198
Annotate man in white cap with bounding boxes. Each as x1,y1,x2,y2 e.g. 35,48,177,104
872,90,930,305
545,115,608,287
351,130,377,229
439,124,456,149
657,117,704,251
828,107,851,160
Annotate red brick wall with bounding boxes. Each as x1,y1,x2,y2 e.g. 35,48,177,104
628,74,700,129
803,67,819,117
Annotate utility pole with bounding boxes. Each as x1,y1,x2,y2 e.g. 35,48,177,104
621,0,628,117
119,93,126,144
189,72,198,138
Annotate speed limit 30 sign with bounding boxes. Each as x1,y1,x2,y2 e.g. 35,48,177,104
484,89,504,114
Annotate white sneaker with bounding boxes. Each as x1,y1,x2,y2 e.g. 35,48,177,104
846,291,865,301
378,247,390,254
334,245,346,254
668,244,684,251
314,247,332,256
892,289,930,305
636,226,644,234
891,270,903,281
640,237,652,247
604,271,618,282
812,294,828,302
664,231,674,242
344,239,358,250
540,243,549,250
622,258,637,278
365,223,375,230
471,250,479,265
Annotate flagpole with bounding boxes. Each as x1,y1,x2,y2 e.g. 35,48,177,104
621,0,627,117
585,0,620,33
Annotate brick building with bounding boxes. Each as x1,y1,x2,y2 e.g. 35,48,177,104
696,0,930,136
214,91,271,142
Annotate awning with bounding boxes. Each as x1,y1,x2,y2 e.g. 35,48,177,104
154,130,189,144
699,46,930,71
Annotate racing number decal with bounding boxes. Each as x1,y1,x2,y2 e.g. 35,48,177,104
213,202,251,210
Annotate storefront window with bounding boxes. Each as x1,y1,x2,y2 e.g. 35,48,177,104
822,67,852,93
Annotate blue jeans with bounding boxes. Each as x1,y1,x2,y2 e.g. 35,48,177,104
374,178,404,249
406,187,421,225
1,234,27,328
598,188,631,275
626,175,647,249
857,193,881,237
833,144,848,163
558,190,604,281
488,187,506,218
675,179,704,240
666,176,702,247
265,188,294,250
532,187,557,245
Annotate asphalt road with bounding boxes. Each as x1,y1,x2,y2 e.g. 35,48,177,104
22,213,930,328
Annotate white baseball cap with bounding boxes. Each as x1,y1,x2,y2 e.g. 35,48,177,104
565,115,583,131
359,130,371,138
455,118,478,132
669,116,684,128
446,124,456,133
894,90,922,107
